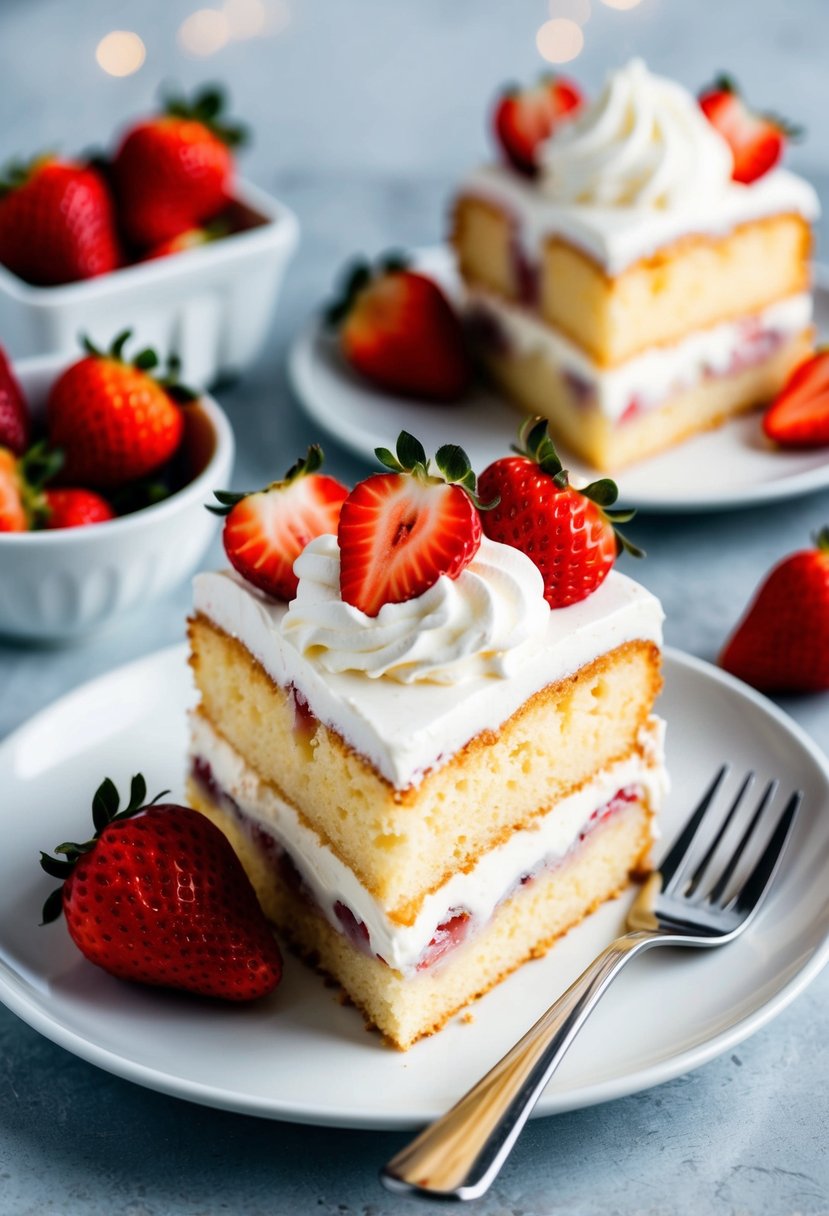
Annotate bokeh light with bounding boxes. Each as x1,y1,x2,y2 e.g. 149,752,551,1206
536,18,585,64
178,9,230,56
223,0,267,39
95,30,146,77
600,0,643,9
549,0,591,25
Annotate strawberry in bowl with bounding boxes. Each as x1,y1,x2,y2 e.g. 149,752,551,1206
0,338,234,641
0,85,298,388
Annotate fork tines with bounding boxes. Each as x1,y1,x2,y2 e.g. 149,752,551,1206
661,766,802,912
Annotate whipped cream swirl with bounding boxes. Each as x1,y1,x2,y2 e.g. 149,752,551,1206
541,58,733,209
281,534,549,685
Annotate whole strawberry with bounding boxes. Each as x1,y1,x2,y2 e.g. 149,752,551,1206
338,431,486,616
113,85,245,248
0,346,30,455
719,531,829,693
40,775,282,1001
43,488,115,529
699,75,800,185
328,254,471,402
478,418,641,609
47,331,191,488
0,156,120,286
209,445,349,601
493,73,583,177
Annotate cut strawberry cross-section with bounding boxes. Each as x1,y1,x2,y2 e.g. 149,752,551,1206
209,445,349,602
337,431,493,617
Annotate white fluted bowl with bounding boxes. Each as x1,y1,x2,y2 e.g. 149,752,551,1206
0,352,234,641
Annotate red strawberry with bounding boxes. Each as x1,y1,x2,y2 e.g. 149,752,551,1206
209,445,349,601
699,75,800,185
328,255,471,401
719,531,829,693
478,418,642,609
337,432,484,617
113,86,244,248
0,156,120,286
47,331,189,488
493,74,583,177
0,441,63,532
0,447,25,532
763,349,829,448
0,346,30,455
40,776,281,1000
43,488,115,529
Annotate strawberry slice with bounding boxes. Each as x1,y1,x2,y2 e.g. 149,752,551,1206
763,350,829,448
209,446,349,601
699,75,800,185
338,432,487,617
328,254,471,402
493,74,583,177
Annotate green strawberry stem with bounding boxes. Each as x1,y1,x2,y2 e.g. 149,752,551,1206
207,444,326,517
80,331,198,403
815,527,829,553
374,430,498,511
39,775,169,924
163,83,248,148
325,251,411,327
513,416,644,558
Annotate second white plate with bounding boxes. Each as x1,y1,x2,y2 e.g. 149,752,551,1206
0,644,827,1128
289,249,829,513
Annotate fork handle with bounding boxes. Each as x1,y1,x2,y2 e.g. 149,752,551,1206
381,928,659,1201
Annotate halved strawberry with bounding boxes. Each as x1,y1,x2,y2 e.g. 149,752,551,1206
493,74,583,177
328,254,471,402
208,446,348,601
338,432,487,617
699,75,800,185
763,349,829,448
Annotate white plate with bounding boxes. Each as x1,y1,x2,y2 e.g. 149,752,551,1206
289,249,829,513
0,644,828,1130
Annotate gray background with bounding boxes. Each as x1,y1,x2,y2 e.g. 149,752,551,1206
1,1,829,1213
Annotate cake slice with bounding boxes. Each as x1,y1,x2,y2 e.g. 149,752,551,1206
187,434,666,1048
452,60,819,470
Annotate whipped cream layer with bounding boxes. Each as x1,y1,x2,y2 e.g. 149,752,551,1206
193,566,664,788
541,59,733,209
460,164,819,275
468,288,813,422
282,534,548,684
190,713,667,975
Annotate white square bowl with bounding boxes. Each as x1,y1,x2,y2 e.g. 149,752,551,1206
0,352,234,641
0,180,299,389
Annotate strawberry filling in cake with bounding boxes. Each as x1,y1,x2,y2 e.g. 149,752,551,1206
187,429,666,1048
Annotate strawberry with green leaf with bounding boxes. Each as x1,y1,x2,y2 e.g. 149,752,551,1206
478,417,642,609
337,431,491,617
40,775,282,1001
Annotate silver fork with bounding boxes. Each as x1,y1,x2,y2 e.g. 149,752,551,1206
381,767,802,1202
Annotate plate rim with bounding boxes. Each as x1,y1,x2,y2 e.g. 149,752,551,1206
288,253,829,515
1,642,828,1129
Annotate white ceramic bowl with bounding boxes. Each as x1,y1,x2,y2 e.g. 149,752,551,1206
0,180,299,389
0,352,234,641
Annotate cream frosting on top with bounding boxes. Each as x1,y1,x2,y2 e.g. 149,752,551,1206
541,58,733,209
193,565,664,788
281,534,549,685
